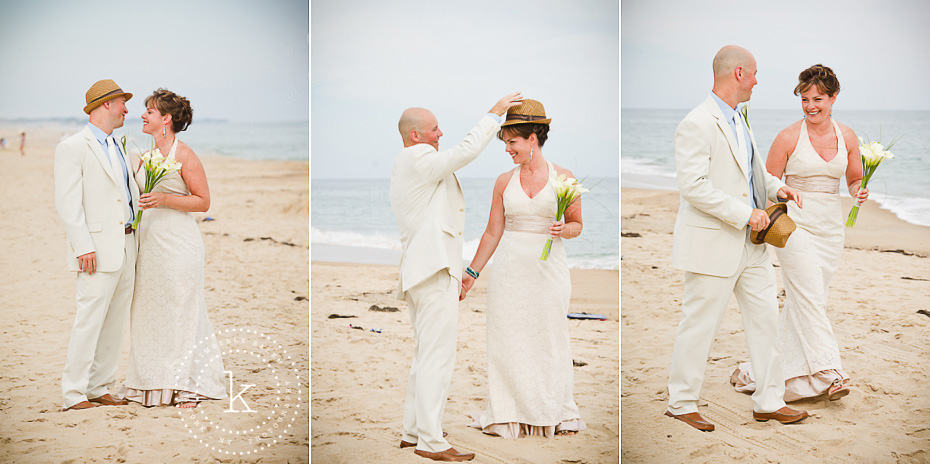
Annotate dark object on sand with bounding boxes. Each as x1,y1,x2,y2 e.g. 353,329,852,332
369,305,399,312
621,232,641,238
328,314,357,319
567,312,607,320
917,309,930,318
573,360,587,367
881,249,915,256
295,296,308,301
349,324,364,330
902,276,930,282
370,328,382,333
202,217,214,222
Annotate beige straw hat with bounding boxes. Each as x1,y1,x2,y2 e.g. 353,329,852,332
501,99,551,127
750,202,796,248
83,79,133,114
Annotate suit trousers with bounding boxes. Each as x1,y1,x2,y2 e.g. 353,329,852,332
62,232,137,408
667,233,786,415
402,270,459,453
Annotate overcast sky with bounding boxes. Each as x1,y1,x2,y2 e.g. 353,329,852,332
0,0,308,122
311,0,619,179
622,0,930,110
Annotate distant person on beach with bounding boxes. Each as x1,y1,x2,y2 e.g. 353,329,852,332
120,88,227,408
0,137,6,149
460,99,587,438
730,65,868,401
19,130,25,155
54,79,139,411
389,91,522,462
664,45,807,432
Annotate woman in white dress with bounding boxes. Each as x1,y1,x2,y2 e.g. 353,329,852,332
730,65,869,401
460,99,586,438
122,89,227,408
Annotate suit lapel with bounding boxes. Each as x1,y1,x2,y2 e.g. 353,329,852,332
704,96,749,180
81,127,119,185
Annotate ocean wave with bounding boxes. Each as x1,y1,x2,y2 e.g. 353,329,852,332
310,227,401,250
869,193,930,227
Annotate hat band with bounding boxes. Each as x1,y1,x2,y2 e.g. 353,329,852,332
755,206,786,243
87,88,125,105
505,113,547,122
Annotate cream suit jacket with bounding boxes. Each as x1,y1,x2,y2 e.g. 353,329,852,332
390,115,500,294
671,95,786,277
54,126,140,273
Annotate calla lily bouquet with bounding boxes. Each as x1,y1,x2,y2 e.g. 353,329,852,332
132,147,181,229
845,137,895,228
540,174,588,260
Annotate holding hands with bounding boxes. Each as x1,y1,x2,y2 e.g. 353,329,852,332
459,274,475,301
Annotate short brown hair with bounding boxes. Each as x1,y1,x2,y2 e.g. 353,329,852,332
496,123,550,147
794,64,840,97
144,88,193,133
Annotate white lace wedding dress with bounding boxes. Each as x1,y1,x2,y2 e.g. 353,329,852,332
122,138,227,405
468,161,586,438
731,119,850,401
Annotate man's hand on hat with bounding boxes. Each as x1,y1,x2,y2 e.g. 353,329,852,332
748,209,771,232
490,92,524,116
777,186,803,209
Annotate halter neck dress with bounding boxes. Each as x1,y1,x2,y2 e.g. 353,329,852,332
731,119,850,400
468,161,586,438
122,138,227,405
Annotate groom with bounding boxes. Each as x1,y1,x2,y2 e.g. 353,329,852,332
55,79,140,410
390,92,521,461
665,46,808,431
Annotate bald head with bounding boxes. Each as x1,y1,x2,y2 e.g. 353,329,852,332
713,45,755,79
398,108,434,143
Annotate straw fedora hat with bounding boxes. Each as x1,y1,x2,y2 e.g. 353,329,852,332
501,99,551,127
83,79,133,114
750,202,796,248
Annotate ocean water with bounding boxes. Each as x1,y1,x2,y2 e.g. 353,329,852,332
6,118,309,161
310,177,619,269
621,109,930,226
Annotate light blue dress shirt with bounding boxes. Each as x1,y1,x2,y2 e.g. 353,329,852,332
88,123,134,225
711,93,756,209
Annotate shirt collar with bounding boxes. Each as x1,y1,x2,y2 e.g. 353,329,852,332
87,122,113,145
711,92,738,122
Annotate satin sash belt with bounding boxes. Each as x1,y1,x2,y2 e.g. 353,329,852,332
504,215,552,234
785,175,840,194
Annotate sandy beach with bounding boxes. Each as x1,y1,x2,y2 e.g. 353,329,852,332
311,260,619,463
0,124,309,462
621,187,930,463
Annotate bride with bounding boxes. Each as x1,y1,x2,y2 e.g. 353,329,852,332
122,89,227,408
461,99,586,438
730,65,868,401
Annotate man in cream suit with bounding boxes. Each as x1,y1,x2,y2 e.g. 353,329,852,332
665,46,809,431
55,79,140,411
390,92,521,461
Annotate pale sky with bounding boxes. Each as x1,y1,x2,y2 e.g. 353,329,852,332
622,0,930,110
311,0,619,179
0,0,308,122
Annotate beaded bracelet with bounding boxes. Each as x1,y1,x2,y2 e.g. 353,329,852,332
465,266,479,279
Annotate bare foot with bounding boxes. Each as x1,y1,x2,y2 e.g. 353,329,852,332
556,430,577,436
175,402,199,408
64,400,99,411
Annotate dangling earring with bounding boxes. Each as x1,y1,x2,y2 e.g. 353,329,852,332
162,123,166,138
529,147,534,161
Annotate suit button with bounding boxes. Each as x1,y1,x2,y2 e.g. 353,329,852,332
117,198,121,202
459,208,464,212
458,232,462,236
742,193,748,197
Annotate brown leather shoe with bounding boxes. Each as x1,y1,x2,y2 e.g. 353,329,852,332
828,380,850,401
753,406,809,424
88,394,128,406
413,447,475,462
664,410,714,432
400,432,447,448
64,400,99,411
